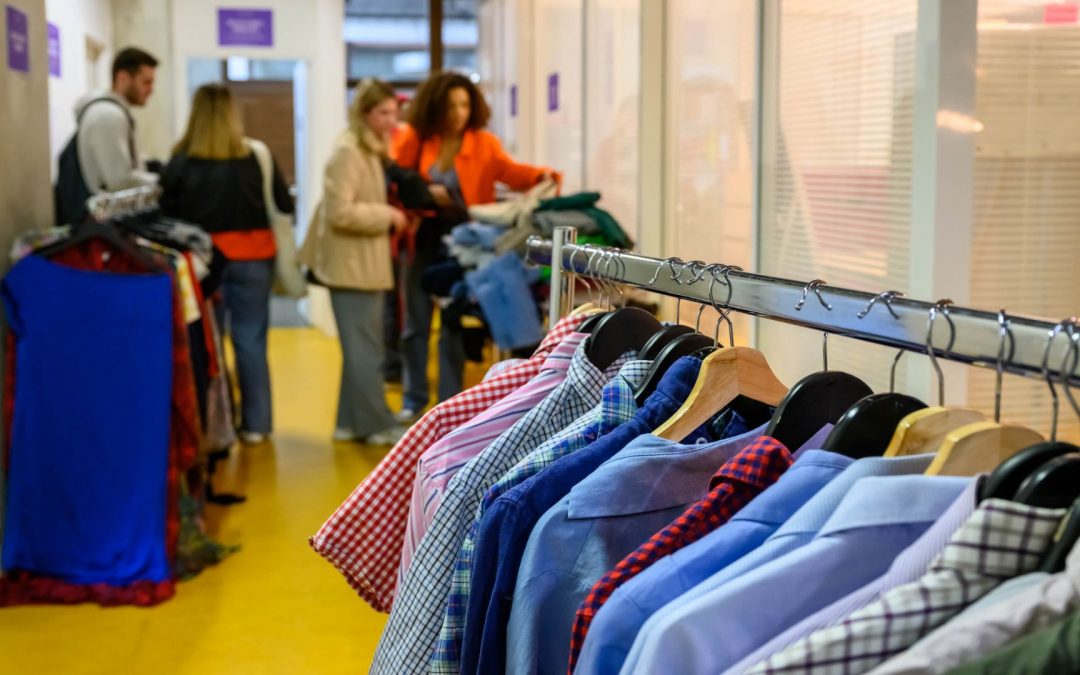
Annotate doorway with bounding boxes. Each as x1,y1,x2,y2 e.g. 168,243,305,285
186,57,310,328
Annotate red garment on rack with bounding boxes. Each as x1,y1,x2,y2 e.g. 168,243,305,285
0,241,202,607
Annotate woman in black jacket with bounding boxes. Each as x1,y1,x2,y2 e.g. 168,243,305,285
161,83,293,445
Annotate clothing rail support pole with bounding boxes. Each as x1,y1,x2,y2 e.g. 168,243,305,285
548,226,578,327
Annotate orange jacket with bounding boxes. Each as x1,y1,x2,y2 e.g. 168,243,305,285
391,125,552,207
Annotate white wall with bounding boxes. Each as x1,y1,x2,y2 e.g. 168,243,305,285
45,0,113,178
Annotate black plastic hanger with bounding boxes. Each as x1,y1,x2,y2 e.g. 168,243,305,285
640,324,695,361
1039,496,1080,573
821,393,928,458
633,332,715,405
36,219,165,272
584,307,662,370
577,311,608,334
764,371,874,452
980,441,1080,501
1013,453,1080,508
983,318,1080,501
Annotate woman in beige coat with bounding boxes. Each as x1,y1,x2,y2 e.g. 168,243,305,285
299,79,409,445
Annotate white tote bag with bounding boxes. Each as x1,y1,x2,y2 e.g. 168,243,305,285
247,138,307,298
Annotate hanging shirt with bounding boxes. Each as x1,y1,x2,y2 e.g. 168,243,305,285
568,436,794,672
400,332,588,580
0,255,174,587
309,311,589,613
575,448,854,675
506,424,771,675
620,452,939,674
466,356,707,675
944,607,1080,675
728,477,982,675
750,498,1065,675
370,343,634,675
869,523,1080,675
625,474,969,674
433,359,654,674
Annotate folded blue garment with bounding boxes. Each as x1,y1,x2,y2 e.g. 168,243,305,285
465,252,542,350
451,222,505,250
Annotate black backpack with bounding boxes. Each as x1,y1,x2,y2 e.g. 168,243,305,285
54,97,136,226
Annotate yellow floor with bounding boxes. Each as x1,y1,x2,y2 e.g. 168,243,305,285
0,327,488,674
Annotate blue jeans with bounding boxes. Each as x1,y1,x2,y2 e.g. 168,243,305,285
215,259,273,434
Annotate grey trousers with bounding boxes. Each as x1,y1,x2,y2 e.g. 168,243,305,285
401,258,466,411
330,288,398,437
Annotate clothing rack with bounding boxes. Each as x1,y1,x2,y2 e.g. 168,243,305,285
86,185,161,222
526,230,1080,387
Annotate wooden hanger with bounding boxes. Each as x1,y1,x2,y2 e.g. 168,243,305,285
884,407,987,457
655,347,789,442
570,302,598,316
923,421,1044,476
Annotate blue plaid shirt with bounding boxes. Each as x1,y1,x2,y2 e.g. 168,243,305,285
429,360,653,673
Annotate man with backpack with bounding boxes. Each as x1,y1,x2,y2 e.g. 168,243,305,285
55,47,161,224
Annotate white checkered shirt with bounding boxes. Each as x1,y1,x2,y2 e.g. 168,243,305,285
748,498,1066,675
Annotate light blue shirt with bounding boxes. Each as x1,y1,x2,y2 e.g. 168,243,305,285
622,452,940,674
574,449,855,675
622,473,970,674
505,426,767,675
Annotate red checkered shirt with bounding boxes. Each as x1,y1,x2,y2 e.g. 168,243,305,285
309,312,589,613
568,435,793,673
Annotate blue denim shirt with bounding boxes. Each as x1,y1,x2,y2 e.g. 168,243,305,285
574,449,856,675
465,356,705,675
505,425,769,675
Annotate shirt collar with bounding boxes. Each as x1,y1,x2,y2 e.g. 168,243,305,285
816,475,972,538
708,435,793,490
537,332,587,375
593,360,652,428
771,453,938,538
565,341,636,404
928,498,1065,579
729,449,854,526
458,129,478,158
534,313,592,356
644,356,703,409
567,424,766,519
708,434,794,492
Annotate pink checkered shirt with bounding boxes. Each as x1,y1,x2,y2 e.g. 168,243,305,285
308,313,590,613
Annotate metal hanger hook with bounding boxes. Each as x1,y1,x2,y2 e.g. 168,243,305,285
1062,323,1080,429
889,350,905,394
926,299,956,407
857,290,904,320
648,256,686,286
569,246,593,301
708,265,740,346
795,279,834,312
1043,318,1079,442
994,309,1015,423
685,261,710,285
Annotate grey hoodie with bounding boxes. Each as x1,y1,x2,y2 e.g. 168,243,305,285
74,90,158,193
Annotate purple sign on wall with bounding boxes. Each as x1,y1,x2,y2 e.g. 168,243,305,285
510,84,518,117
547,73,559,112
47,22,59,77
6,5,29,73
218,8,273,47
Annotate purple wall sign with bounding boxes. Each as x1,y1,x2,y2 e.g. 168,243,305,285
47,22,59,77
217,8,273,47
510,84,518,117
6,5,29,73
547,73,559,112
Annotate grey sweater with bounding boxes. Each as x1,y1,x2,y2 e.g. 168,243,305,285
74,91,159,193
